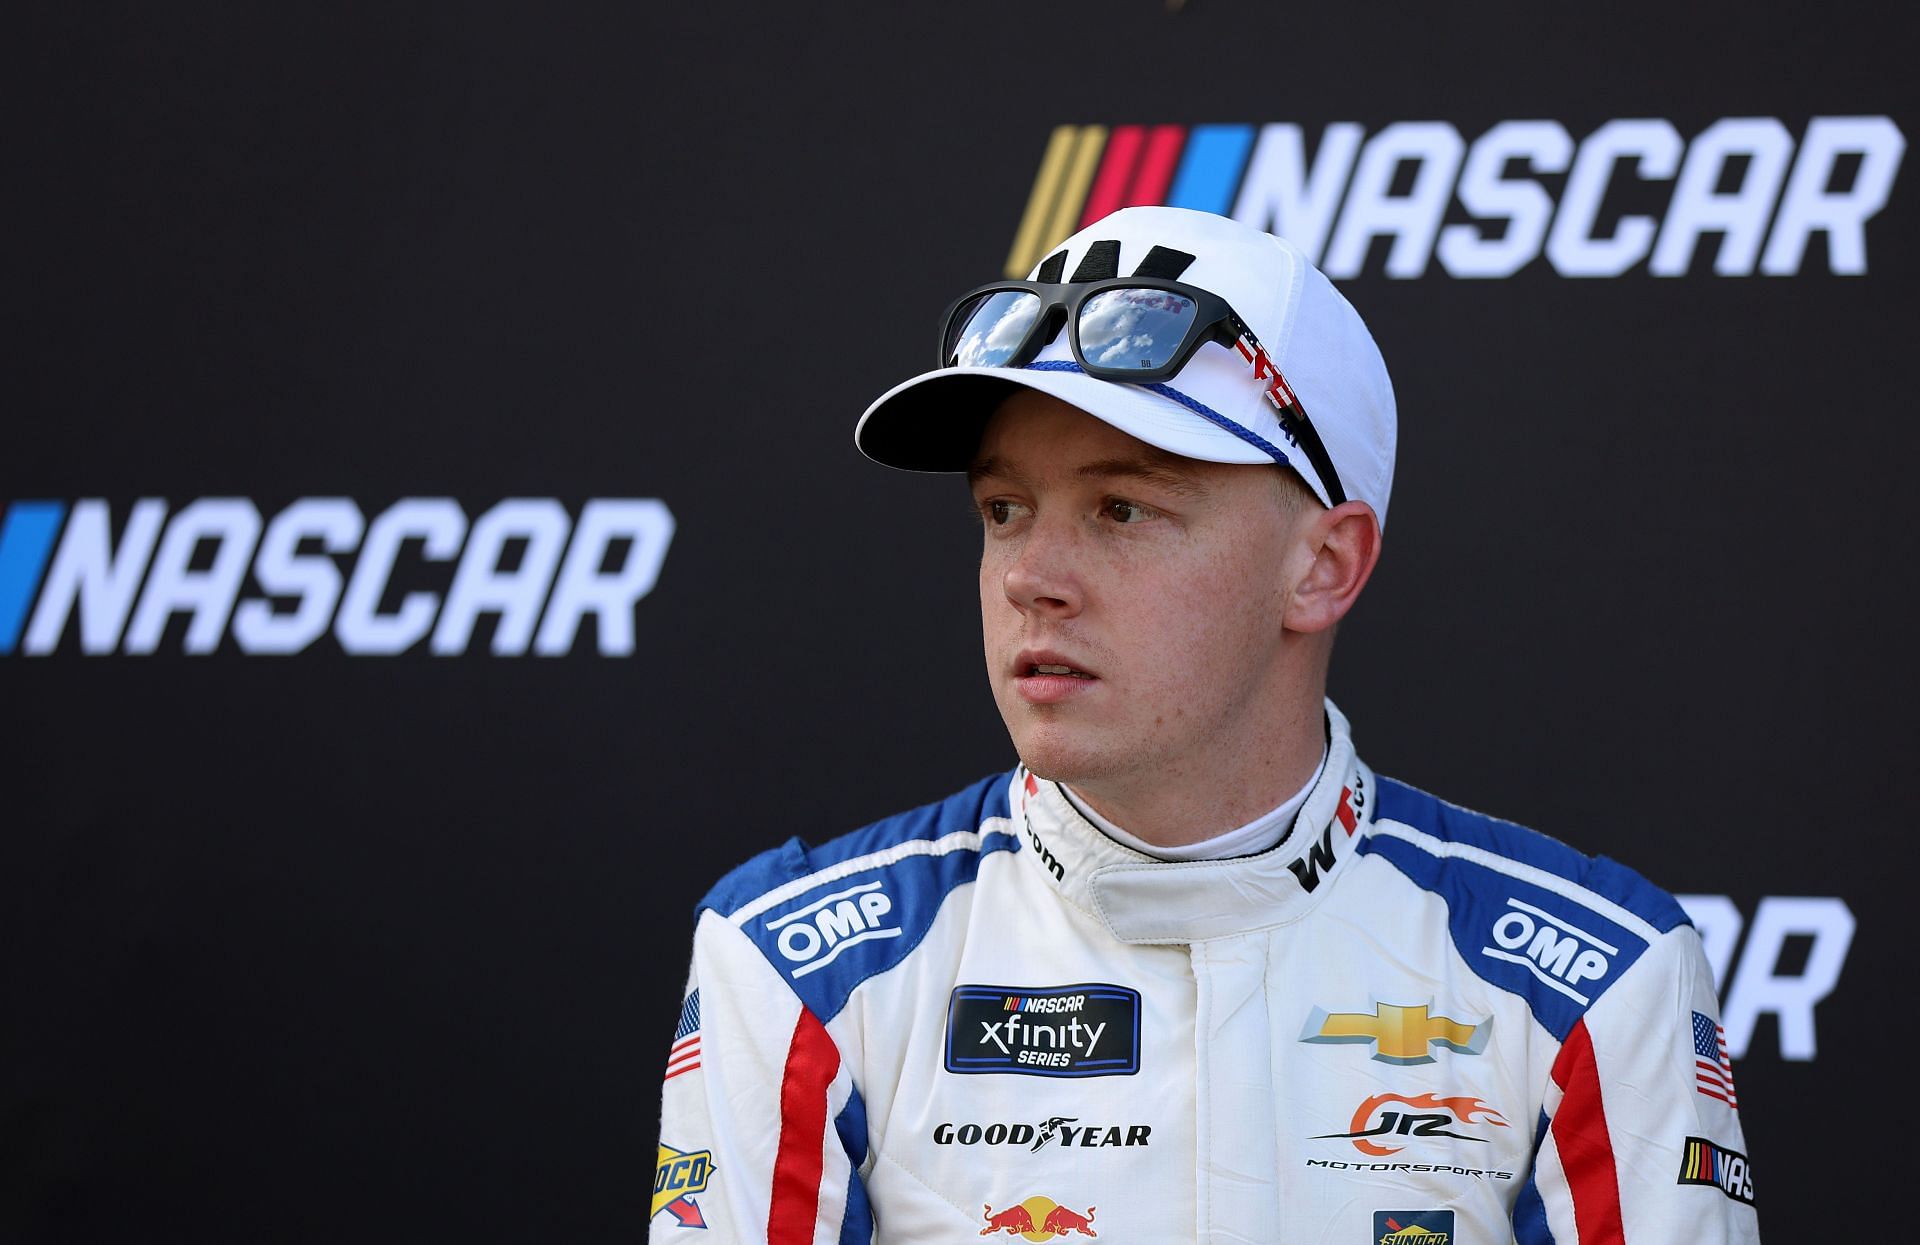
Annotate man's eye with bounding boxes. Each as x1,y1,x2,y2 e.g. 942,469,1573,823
1101,499,1152,524
984,499,1018,525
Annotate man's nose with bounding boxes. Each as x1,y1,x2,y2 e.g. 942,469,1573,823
1001,516,1083,617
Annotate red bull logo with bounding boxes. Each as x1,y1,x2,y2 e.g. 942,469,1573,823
980,1196,1099,1239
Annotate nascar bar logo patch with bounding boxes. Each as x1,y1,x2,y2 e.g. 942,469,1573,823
945,984,1140,1078
1677,1136,1755,1205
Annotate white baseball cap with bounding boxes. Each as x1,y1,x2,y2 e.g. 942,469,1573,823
855,206,1397,527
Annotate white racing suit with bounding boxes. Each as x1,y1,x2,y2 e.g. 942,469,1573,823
651,703,1758,1243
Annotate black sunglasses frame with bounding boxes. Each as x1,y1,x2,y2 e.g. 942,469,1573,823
938,278,1348,507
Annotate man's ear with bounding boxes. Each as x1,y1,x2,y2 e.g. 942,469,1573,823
1283,501,1382,634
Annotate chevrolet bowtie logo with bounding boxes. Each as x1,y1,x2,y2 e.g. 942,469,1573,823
1300,1002,1492,1065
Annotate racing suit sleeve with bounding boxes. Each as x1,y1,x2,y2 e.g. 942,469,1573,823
1517,922,1760,1244
651,907,872,1245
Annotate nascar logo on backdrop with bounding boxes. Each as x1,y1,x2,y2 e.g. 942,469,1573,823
0,496,674,657
1007,117,1905,279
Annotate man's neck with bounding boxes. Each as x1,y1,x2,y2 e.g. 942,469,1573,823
1062,697,1330,848
1065,740,1327,860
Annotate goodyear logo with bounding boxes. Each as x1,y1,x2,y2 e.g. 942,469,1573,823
1007,117,1905,280
653,1143,715,1229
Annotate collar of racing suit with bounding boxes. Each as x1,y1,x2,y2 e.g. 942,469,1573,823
1009,698,1375,944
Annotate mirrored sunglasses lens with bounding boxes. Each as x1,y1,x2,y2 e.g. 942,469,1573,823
947,291,1042,367
1076,288,1198,372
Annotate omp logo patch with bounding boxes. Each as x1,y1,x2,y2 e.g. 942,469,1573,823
1482,898,1616,1004
1314,1092,1510,1156
1677,1136,1756,1205
1300,1002,1490,1065
1373,1210,1454,1243
946,984,1141,1077
765,881,898,979
1008,117,1905,279
652,1143,714,1229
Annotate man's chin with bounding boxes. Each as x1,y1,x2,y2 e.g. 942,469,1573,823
1007,728,1117,790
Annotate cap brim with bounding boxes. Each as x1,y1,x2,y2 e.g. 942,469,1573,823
855,365,1278,473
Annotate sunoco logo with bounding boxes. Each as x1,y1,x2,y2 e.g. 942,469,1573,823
1008,116,1904,279
0,497,673,657
652,1143,714,1229
1375,1210,1455,1243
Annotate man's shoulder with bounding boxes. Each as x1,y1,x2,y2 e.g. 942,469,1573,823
698,769,1020,923
1365,774,1692,934
692,770,1021,1020
1359,774,1695,1036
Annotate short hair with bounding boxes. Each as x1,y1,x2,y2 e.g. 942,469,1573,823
1269,465,1317,517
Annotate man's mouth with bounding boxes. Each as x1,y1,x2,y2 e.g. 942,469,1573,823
1013,652,1098,703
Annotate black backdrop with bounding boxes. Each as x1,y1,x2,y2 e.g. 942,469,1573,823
4,3,1912,1239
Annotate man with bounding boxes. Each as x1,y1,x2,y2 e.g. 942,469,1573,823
651,207,1758,1244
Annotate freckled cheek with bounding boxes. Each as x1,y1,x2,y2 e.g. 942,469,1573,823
1130,558,1279,681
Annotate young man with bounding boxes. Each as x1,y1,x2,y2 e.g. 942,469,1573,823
651,208,1758,1244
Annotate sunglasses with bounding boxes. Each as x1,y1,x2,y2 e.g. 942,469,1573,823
940,277,1346,507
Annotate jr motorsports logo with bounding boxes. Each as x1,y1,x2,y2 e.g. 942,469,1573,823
1007,116,1904,279
0,496,673,657
1314,1092,1510,1157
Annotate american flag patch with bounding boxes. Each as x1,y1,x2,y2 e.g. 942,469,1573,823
665,990,701,1082
1692,1010,1737,1107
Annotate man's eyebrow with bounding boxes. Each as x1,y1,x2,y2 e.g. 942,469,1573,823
967,455,1023,487
1076,456,1212,498
967,452,1212,498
